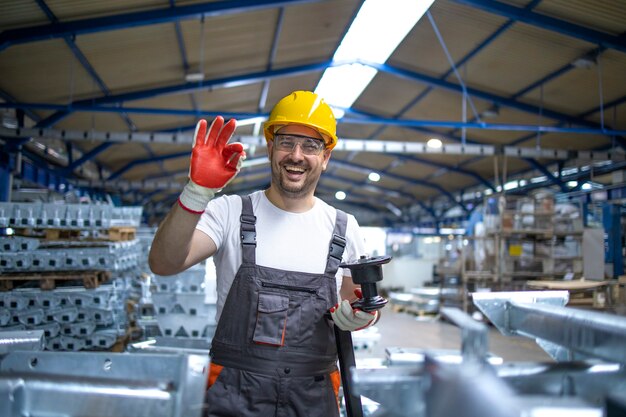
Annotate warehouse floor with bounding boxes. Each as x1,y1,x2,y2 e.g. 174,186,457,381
359,310,552,363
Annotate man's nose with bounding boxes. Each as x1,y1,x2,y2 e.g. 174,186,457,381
289,142,306,158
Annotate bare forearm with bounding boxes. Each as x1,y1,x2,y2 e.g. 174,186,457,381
149,203,204,275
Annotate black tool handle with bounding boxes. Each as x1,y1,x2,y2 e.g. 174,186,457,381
335,326,364,417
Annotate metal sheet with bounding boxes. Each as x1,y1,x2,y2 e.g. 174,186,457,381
0,330,45,353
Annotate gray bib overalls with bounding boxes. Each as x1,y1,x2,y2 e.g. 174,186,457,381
205,195,348,417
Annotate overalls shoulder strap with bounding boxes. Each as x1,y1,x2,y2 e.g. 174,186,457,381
325,209,348,275
239,195,257,265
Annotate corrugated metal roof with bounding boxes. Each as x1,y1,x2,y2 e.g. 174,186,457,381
1,0,624,225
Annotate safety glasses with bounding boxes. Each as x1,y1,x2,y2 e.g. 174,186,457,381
273,134,326,155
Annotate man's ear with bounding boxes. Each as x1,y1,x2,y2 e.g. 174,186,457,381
322,149,332,171
267,140,273,158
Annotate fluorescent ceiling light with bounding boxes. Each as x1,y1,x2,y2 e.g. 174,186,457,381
241,156,269,168
581,182,592,190
185,72,204,82
236,116,266,127
368,172,381,182
567,181,578,188
316,64,378,110
315,0,435,113
427,138,442,148
503,180,518,191
335,191,347,200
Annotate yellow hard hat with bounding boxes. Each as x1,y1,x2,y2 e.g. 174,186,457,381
264,90,338,150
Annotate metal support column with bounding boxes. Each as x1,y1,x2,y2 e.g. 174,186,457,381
0,150,15,202
603,203,623,278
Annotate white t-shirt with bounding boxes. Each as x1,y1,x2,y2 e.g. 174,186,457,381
196,190,366,321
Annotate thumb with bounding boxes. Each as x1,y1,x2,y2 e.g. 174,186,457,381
223,143,245,170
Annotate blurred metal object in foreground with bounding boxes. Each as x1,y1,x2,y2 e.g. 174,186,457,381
351,291,626,417
0,350,208,417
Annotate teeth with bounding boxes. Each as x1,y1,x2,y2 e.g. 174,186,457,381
285,165,305,173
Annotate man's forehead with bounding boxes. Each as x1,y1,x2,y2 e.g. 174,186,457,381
276,124,323,140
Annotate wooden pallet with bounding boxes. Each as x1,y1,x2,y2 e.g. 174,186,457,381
390,303,438,317
110,326,142,352
0,270,111,291
14,227,86,240
15,226,136,242
44,229,82,240
106,227,136,241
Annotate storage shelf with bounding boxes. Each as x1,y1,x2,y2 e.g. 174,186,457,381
461,193,586,312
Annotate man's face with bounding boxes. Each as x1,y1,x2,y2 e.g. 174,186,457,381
268,124,331,198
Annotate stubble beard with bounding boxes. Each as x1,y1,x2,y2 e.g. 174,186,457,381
271,163,320,199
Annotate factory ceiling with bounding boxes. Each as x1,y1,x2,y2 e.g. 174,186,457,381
1,0,625,227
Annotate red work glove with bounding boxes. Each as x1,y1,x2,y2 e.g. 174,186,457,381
330,288,379,332
178,117,246,214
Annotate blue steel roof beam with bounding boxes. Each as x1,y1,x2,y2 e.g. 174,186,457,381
369,61,616,132
323,172,416,203
316,184,385,209
61,142,113,174
416,201,438,220
366,0,541,140
445,46,607,140
142,158,270,184
508,92,626,149
34,60,331,128
0,89,40,123
579,93,626,119
512,47,606,100
169,0,200,115
390,153,495,191
108,151,189,180
524,158,567,192
258,7,285,112
452,0,626,54
65,142,73,166
348,109,493,190
514,161,626,195
0,0,318,51
315,181,409,222
1,102,263,119
109,153,271,181
11,100,626,136
34,0,136,132
6,100,626,137
28,56,611,132
341,112,626,136
330,159,468,212
315,184,381,214
134,189,164,205
141,143,168,180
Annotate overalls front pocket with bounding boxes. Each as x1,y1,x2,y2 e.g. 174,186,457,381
253,291,289,346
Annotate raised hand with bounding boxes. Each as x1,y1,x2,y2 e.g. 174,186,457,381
178,117,246,213
190,117,244,189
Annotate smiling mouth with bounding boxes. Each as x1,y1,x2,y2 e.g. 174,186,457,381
284,165,306,177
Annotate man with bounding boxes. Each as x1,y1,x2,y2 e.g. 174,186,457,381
149,91,378,417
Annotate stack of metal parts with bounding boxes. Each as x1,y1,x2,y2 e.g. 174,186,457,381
0,281,133,351
137,265,217,342
0,330,209,417
388,288,447,315
350,291,626,417
0,236,141,272
0,202,142,229
0,201,145,351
